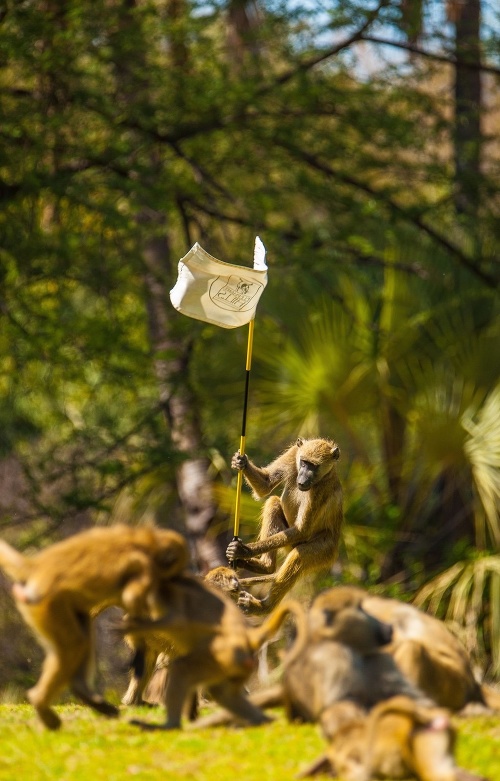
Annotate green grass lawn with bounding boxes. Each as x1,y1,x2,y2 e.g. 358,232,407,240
0,705,498,780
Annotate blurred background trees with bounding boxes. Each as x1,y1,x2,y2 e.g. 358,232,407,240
0,0,499,682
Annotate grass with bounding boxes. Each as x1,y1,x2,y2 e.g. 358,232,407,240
0,704,498,780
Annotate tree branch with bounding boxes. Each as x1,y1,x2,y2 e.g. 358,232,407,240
268,0,392,89
361,35,500,76
274,140,498,288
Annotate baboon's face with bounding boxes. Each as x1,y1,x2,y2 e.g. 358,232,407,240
295,438,340,491
205,566,241,594
322,605,393,651
310,587,393,651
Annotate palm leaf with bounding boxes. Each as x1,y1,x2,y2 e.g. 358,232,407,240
415,556,500,675
463,383,500,547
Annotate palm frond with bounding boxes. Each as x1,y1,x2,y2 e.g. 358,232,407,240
463,383,500,547
414,556,500,675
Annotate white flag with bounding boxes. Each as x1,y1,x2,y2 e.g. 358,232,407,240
170,237,268,329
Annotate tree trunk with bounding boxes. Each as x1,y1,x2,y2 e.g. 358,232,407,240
139,208,225,571
110,0,226,572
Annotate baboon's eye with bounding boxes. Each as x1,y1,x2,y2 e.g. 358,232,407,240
323,609,336,626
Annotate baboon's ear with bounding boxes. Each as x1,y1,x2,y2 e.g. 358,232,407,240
296,437,304,447
331,445,340,460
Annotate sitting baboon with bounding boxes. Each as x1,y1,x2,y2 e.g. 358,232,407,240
226,437,343,614
121,571,305,730
121,566,244,708
311,586,500,712
0,524,189,729
299,695,486,781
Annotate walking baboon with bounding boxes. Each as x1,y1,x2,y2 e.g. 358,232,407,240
299,695,486,781
0,525,189,729
121,566,243,708
121,571,306,730
226,437,343,614
311,586,500,712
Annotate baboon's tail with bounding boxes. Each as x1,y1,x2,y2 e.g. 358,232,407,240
0,539,29,583
248,599,308,664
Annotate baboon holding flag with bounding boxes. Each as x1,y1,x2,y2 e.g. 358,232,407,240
171,240,343,616
170,236,268,556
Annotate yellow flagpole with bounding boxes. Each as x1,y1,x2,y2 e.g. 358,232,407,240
232,317,255,541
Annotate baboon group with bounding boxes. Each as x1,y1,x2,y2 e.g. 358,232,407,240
0,437,496,780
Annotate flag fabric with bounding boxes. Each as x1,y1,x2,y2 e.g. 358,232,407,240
169,237,268,328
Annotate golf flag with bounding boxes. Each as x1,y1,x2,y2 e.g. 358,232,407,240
169,237,268,328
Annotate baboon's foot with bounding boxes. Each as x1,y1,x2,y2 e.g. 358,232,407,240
28,696,62,730
71,685,119,718
37,707,62,730
129,718,180,731
122,696,157,708
237,590,265,615
121,689,150,707
121,684,158,707
90,699,120,718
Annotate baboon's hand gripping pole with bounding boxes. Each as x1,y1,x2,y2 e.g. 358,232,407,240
231,318,254,566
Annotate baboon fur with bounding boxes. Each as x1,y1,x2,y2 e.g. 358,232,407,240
312,586,500,712
121,571,306,730
0,524,189,729
121,566,244,708
226,437,343,614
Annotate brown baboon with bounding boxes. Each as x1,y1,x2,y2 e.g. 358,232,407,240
283,585,431,728
121,571,306,730
299,695,487,781
121,566,243,708
204,565,243,599
226,437,343,614
312,586,500,712
0,525,189,729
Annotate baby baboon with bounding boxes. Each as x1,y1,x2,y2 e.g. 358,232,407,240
121,571,306,730
0,524,189,729
121,565,243,708
204,565,242,599
226,437,343,614
300,695,486,781
311,586,500,712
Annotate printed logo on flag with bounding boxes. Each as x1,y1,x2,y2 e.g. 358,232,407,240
210,275,265,312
